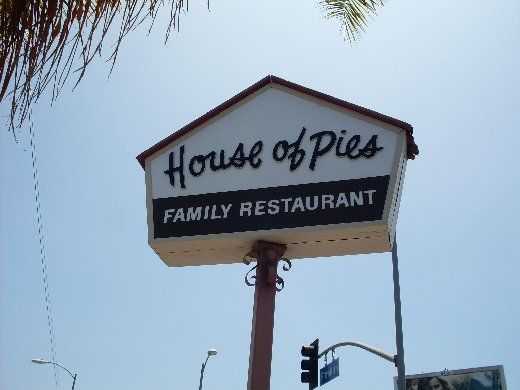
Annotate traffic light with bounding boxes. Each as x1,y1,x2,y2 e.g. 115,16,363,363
301,338,319,389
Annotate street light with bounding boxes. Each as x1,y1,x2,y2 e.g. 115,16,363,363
32,358,77,390
198,349,218,390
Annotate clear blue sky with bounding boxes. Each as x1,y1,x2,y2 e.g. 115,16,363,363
1,1,519,389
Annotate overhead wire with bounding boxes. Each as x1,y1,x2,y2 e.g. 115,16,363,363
28,107,61,390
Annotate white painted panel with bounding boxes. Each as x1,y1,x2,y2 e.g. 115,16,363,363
149,87,398,199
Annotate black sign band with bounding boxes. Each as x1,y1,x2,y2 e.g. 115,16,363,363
153,176,390,239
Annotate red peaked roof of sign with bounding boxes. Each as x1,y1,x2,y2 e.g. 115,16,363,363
136,75,419,168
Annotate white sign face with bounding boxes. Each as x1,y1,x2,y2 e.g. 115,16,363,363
139,77,416,266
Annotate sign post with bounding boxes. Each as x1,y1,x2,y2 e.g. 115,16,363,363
245,241,287,390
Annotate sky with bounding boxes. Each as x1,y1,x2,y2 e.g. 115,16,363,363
1,1,519,389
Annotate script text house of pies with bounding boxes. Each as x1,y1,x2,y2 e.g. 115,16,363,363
163,127,384,189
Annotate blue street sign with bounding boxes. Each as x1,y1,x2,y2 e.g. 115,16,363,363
320,358,340,386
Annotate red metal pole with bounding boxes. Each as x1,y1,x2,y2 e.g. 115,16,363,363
246,241,287,390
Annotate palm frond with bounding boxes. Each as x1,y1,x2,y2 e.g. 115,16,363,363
320,0,385,43
0,0,192,139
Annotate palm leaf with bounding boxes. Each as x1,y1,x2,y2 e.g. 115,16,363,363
320,0,385,43
0,0,192,139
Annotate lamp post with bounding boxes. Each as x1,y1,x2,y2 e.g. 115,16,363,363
32,359,77,390
198,349,217,390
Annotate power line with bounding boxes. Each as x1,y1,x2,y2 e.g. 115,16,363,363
28,109,60,390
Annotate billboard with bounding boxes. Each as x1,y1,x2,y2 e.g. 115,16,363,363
137,75,418,266
396,366,506,390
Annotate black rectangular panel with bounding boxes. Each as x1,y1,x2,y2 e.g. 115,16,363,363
153,176,390,239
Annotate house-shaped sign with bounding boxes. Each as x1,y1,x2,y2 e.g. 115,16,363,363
137,76,419,267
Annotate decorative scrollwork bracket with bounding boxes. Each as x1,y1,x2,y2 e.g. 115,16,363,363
275,257,292,292
244,264,258,287
243,241,291,291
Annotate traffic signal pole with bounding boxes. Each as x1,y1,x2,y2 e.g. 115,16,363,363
245,241,288,390
318,341,395,363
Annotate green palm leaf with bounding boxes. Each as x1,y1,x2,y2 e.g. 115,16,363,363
320,0,385,43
